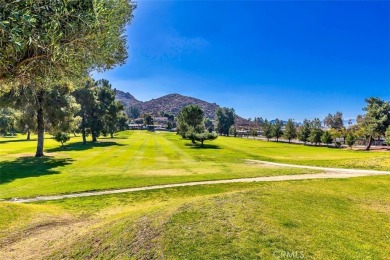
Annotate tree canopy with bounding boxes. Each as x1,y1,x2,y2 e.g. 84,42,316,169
324,112,344,129
216,107,235,136
283,119,297,143
359,97,390,150
0,1,134,156
0,0,135,88
177,105,217,146
271,119,283,142
298,119,311,144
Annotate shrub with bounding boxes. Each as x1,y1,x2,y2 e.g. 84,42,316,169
54,132,70,147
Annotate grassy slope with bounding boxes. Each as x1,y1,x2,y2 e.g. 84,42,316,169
1,176,389,259
1,131,389,199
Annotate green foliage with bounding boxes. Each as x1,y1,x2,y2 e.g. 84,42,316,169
189,131,218,147
321,131,333,146
45,85,80,134
0,0,135,87
359,97,390,150
309,128,323,145
308,119,323,145
271,118,283,141
97,80,126,138
73,78,125,141
311,118,322,129
162,112,175,122
53,132,70,147
177,105,204,138
298,119,311,144
216,107,235,136
15,102,37,140
346,133,356,148
143,113,154,126
324,112,344,129
134,118,144,125
204,118,214,133
177,105,217,146
73,79,99,143
116,113,129,131
127,106,140,119
249,128,258,137
253,117,264,126
385,126,390,147
283,119,297,142
167,121,173,130
261,119,273,141
0,108,18,135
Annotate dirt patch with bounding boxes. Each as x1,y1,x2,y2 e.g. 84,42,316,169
244,160,281,168
129,216,163,259
0,218,93,260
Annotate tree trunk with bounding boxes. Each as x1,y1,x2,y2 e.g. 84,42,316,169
27,129,31,141
92,132,97,142
35,91,45,157
81,117,86,145
110,131,114,138
201,140,204,147
365,136,373,150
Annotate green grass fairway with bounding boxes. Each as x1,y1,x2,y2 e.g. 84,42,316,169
1,130,389,199
1,130,389,258
1,176,389,259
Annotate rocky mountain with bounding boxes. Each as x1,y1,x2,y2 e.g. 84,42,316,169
115,90,142,108
116,90,254,126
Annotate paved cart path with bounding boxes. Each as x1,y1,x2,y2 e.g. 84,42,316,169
4,160,390,203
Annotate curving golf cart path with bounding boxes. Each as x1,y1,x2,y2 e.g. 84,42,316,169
5,160,390,203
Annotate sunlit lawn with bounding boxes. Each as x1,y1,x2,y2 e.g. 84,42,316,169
0,130,389,199
1,176,389,259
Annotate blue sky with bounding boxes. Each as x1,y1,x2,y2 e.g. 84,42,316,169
94,0,390,121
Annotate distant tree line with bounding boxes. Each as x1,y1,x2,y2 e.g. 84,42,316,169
237,97,390,151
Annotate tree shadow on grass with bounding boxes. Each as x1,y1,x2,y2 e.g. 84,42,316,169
46,141,125,152
0,156,73,184
185,143,221,149
0,138,36,144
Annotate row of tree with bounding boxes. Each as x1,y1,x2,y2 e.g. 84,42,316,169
237,97,390,150
0,79,128,150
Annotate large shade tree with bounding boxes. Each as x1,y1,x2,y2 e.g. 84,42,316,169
359,97,390,150
177,105,217,146
177,105,204,139
0,0,134,87
0,0,135,156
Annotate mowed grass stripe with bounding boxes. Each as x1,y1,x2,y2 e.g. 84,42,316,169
159,133,198,164
1,131,390,199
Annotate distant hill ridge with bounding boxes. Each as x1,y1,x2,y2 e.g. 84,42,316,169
115,90,252,126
